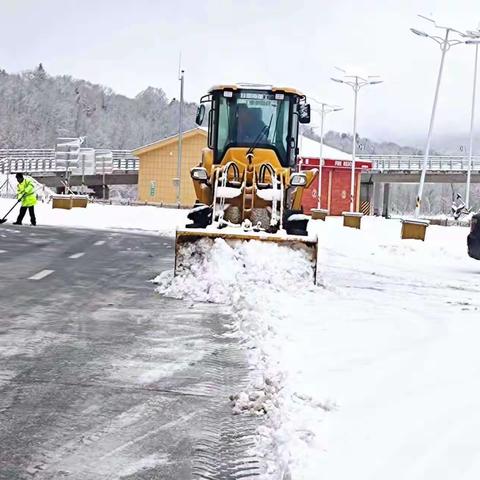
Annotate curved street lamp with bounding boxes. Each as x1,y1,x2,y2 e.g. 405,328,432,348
465,29,480,209
411,15,465,217
310,99,343,210
331,69,383,212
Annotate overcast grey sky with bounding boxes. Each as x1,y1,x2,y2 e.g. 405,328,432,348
1,0,480,147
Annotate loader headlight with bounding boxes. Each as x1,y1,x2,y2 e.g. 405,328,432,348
289,173,307,187
191,167,208,182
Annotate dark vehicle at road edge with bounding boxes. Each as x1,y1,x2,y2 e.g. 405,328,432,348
468,213,480,260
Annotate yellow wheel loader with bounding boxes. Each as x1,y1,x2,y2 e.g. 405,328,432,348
175,83,319,281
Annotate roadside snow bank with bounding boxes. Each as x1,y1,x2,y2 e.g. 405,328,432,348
0,197,187,235
153,236,321,477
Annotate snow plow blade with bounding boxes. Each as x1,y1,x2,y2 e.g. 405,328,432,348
174,228,318,283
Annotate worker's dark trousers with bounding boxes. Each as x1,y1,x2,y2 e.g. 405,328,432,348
16,206,36,225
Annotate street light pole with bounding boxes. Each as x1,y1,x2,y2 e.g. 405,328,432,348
415,29,450,217
350,81,359,212
411,17,465,217
176,69,184,207
318,104,325,210
331,71,382,212
466,34,480,208
311,101,342,210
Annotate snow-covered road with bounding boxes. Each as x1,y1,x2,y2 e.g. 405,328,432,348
0,223,261,479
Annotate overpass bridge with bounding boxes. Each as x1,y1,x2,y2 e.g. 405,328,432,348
2,147,479,210
358,154,480,216
0,148,139,197
362,155,480,183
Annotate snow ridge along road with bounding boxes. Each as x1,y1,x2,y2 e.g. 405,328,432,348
155,237,318,479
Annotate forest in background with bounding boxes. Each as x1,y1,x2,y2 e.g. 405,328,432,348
1,65,477,214
0,64,197,149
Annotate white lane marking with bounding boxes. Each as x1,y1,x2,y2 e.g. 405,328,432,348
69,252,85,259
94,240,105,246
0,250,6,253
29,269,54,280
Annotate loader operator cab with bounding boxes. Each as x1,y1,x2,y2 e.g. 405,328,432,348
188,83,316,238
196,84,311,167
236,104,267,144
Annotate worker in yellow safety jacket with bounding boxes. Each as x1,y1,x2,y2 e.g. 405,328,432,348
13,173,37,226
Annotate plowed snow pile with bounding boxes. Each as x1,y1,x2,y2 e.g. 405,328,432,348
156,238,315,302
155,218,480,480
154,237,320,477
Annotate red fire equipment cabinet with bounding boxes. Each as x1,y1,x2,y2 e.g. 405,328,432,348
299,157,372,216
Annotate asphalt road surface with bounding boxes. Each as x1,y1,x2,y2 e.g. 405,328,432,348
0,224,261,480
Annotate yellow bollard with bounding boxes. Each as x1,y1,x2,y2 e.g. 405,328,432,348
52,195,73,210
72,195,89,208
342,211,363,229
311,208,329,221
401,219,429,241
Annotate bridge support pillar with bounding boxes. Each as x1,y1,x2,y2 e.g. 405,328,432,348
372,182,382,216
382,183,391,218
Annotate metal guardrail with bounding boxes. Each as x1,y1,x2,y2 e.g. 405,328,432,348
4,149,478,176
0,148,139,174
111,150,139,172
360,155,480,172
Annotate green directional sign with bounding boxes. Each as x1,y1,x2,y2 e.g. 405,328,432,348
150,181,156,197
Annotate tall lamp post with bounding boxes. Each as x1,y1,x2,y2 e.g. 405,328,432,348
465,30,480,209
311,100,342,211
176,69,185,207
410,15,465,217
331,70,382,212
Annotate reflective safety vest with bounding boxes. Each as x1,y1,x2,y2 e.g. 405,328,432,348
17,177,37,207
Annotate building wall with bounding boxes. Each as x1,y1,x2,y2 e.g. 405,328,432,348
137,133,207,206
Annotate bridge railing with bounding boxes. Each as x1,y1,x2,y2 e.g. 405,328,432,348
360,155,480,172
0,148,138,174
0,149,56,174
111,150,139,172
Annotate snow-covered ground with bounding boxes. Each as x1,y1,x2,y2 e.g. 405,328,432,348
156,216,480,480
4,191,479,478
0,197,187,235
275,218,480,480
